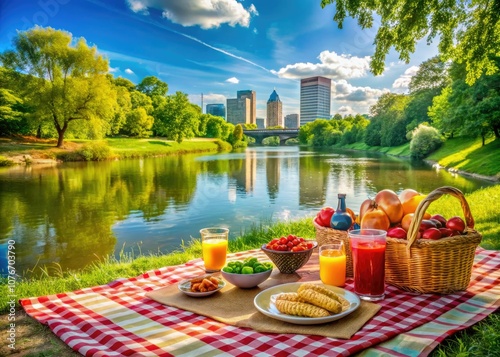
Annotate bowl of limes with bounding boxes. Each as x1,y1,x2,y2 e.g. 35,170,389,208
221,257,273,288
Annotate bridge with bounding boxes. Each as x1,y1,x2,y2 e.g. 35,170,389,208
243,129,299,145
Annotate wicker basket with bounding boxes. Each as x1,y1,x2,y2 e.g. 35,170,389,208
313,218,353,278
385,186,482,294
261,241,317,274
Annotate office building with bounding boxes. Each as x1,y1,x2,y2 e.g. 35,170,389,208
237,90,256,125
266,89,282,127
206,103,226,119
226,90,256,125
284,114,299,128
256,118,265,129
300,76,331,126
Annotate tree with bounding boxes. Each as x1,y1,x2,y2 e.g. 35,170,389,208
0,27,116,147
155,91,199,143
321,0,500,84
136,76,168,97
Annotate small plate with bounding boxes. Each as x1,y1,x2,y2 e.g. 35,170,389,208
178,276,225,297
253,282,360,325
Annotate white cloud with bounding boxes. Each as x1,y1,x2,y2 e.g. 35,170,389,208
271,51,371,80
337,106,355,116
226,77,239,84
108,66,119,73
125,68,135,74
332,79,390,114
392,66,419,92
126,0,258,29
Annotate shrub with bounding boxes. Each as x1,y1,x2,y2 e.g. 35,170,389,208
78,141,112,161
214,139,232,152
410,124,443,159
0,156,14,167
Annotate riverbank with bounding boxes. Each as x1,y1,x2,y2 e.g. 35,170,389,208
341,135,499,182
0,136,226,166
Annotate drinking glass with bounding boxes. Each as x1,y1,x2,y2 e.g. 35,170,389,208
319,241,346,287
200,227,229,272
349,229,387,301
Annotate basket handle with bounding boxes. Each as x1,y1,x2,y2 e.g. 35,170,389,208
406,186,475,249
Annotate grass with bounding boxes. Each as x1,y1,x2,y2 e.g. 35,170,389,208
427,136,500,179
0,136,225,163
0,185,499,356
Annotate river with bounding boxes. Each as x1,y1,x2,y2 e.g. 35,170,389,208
0,146,493,277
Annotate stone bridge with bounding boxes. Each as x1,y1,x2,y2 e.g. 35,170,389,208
243,129,299,145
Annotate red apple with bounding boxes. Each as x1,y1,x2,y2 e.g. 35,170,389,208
316,207,335,227
439,227,454,237
422,228,442,240
446,216,466,232
430,214,447,227
387,227,407,239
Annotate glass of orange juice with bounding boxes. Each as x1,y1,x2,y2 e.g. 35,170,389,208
319,241,346,287
200,227,229,272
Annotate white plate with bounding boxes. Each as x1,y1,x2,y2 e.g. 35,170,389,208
178,276,225,297
253,282,360,325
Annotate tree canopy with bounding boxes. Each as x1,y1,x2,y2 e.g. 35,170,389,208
0,26,116,147
321,0,500,84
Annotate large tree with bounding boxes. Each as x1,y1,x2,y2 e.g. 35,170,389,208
0,26,116,147
321,0,500,84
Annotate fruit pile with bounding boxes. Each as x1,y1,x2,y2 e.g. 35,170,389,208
314,206,357,229
265,234,315,252
358,188,467,240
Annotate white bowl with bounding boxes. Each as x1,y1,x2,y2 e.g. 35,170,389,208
221,269,272,288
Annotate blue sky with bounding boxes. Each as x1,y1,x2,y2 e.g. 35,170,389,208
0,0,438,118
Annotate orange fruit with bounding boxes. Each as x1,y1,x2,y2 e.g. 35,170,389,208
401,213,414,232
402,194,426,216
398,188,420,204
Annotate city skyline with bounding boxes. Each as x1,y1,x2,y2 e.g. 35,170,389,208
0,1,438,119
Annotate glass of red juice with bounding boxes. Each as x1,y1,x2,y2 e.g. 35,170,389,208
349,229,387,301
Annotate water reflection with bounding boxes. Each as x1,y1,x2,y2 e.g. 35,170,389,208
0,147,492,277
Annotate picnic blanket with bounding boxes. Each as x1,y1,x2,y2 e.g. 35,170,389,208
20,247,500,357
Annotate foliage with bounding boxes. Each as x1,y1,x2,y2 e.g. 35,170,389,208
77,141,112,161
123,107,154,137
0,155,14,166
0,26,117,147
243,123,258,130
154,91,200,143
410,124,443,159
203,114,233,140
136,76,168,97
320,0,500,84
233,124,243,141
429,60,500,141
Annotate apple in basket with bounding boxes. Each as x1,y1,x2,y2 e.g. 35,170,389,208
315,207,335,227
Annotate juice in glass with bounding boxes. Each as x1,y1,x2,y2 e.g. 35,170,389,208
349,229,387,301
319,246,346,286
200,228,229,272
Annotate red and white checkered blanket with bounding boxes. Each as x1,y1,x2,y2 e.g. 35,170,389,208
21,248,500,356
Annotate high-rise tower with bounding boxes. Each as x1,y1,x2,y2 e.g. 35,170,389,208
227,90,256,125
266,89,282,127
237,90,256,125
300,76,331,126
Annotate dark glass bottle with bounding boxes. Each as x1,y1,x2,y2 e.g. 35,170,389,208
330,193,353,230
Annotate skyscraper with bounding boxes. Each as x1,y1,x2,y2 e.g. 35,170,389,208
266,89,282,127
226,90,256,125
206,103,226,119
300,76,331,126
284,114,299,128
236,90,256,125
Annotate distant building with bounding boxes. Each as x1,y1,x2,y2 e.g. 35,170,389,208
266,89,282,127
284,114,299,128
206,103,226,119
226,90,256,125
256,118,265,129
300,76,331,126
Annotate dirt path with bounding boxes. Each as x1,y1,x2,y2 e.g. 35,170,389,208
0,309,81,356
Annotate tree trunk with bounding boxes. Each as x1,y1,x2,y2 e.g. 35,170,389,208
56,124,68,148
36,125,42,139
